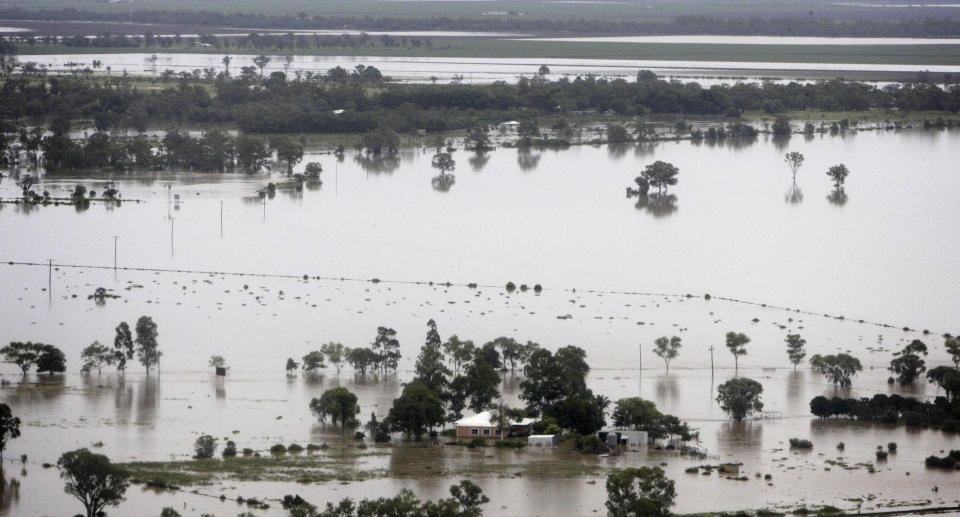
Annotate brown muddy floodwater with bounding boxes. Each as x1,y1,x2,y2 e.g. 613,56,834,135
0,129,959,516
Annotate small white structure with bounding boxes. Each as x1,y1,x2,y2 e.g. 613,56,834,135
599,429,649,447
527,434,559,448
498,120,520,131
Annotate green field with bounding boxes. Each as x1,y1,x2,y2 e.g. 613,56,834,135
15,39,960,67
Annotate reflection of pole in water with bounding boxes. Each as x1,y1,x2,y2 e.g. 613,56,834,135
262,197,266,222
47,258,52,302
709,345,715,378
638,341,642,397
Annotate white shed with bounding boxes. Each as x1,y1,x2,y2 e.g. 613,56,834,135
527,435,559,447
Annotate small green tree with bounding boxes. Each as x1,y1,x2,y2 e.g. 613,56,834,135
889,339,928,384
810,353,862,386
36,344,66,375
302,351,326,375
285,357,299,375
652,336,681,373
725,332,750,375
0,403,21,462
716,377,764,421
310,387,361,432
194,435,216,459
347,347,378,374
640,161,679,195
388,381,444,440
442,335,476,377
0,342,43,374
826,164,850,190
208,355,226,369
113,322,134,372
784,151,804,179
321,342,349,374
253,54,271,77
945,335,960,368
605,466,676,517
81,341,116,375
134,316,160,374
58,449,130,517
785,334,807,370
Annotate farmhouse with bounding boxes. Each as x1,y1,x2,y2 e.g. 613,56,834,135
454,411,537,439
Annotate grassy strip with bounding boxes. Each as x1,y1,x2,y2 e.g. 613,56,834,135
14,39,960,66
119,446,607,487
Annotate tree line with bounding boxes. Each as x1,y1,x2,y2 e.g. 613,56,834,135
3,7,960,37
2,71,958,142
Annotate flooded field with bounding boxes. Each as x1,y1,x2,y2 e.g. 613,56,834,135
1,129,960,515
21,53,960,84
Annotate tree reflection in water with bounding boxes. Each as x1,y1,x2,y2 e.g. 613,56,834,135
785,181,804,204
827,188,848,206
431,173,456,192
634,193,678,218
468,151,490,172
517,148,541,171
0,470,20,513
354,153,400,175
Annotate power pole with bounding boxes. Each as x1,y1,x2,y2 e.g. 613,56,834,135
170,217,175,258
113,235,118,270
47,259,53,301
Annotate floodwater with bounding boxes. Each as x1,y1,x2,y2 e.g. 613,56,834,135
1,129,960,515
21,53,960,84
517,35,960,45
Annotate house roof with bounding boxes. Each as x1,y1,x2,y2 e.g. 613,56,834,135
454,411,537,427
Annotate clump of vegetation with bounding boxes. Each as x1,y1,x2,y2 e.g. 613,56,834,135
925,450,960,469
574,434,605,454
876,448,888,460
505,282,516,292
222,441,237,458
789,438,813,449
270,444,287,455
305,444,322,452
193,435,216,459
287,443,304,453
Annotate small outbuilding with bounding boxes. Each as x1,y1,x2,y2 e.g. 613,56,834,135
454,411,538,440
527,434,559,448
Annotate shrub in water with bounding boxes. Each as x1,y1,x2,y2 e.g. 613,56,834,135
288,443,304,453
270,444,287,455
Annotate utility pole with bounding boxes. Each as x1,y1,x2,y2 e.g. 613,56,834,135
113,235,118,270
170,217,175,258
47,259,53,301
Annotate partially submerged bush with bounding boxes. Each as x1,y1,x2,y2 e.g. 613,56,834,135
194,435,216,459
270,444,287,455
288,443,304,453
574,434,605,454
789,438,813,449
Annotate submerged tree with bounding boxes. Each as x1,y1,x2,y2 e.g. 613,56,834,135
81,341,116,375
372,326,401,374
652,336,681,373
36,344,66,375
785,334,807,370
784,151,804,180
114,322,134,372
134,316,160,374
605,466,676,517
716,377,764,421
889,339,928,384
58,449,130,517
347,347,378,374
826,163,850,190
310,387,360,432
810,353,862,386
388,381,445,440
302,351,326,376
0,403,21,462
639,161,679,195
0,342,43,374
321,342,349,374
725,332,750,375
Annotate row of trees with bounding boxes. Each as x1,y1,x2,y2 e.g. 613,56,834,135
2,72,959,138
0,342,66,375
5,7,960,37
